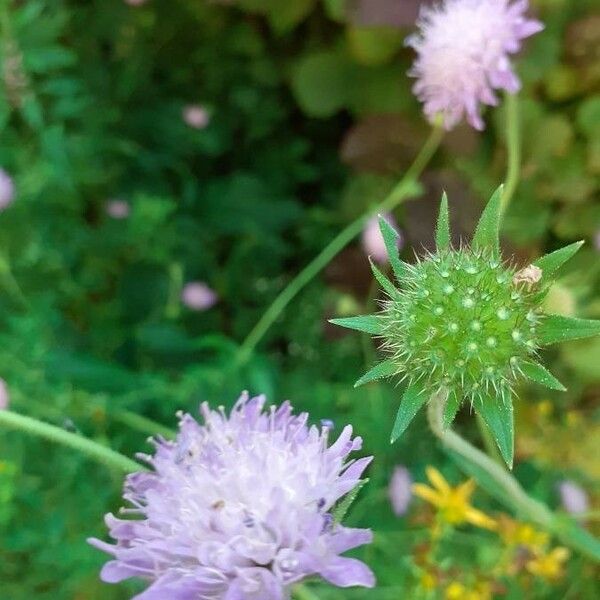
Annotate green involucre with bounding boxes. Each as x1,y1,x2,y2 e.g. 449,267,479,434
331,187,600,467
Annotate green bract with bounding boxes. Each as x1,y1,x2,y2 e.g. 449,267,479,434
331,187,600,468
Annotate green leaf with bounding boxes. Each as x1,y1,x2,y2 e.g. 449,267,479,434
533,241,584,282
369,259,398,298
435,192,451,251
329,315,383,335
472,186,503,257
333,479,368,523
538,315,600,346
378,215,406,281
476,389,514,469
443,389,462,428
391,383,428,443
518,360,566,391
354,360,396,387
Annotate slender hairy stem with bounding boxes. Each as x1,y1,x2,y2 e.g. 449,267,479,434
0,410,144,473
235,125,444,365
501,92,521,213
113,409,176,439
293,584,321,600
427,390,600,561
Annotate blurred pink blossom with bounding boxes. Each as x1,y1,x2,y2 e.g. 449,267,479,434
362,213,403,264
106,199,130,220
407,0,543,130
594,231,600,251
0,168,15,210
558,480,589,516
181,282,218,311
0,379,9,410
125,0,148,6
183,105,210,129
388,465,412,516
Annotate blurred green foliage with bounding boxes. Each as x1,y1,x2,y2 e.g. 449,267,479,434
0,0,598,598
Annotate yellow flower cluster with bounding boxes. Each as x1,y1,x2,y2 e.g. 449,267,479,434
413,466,497,530
412,466,571,596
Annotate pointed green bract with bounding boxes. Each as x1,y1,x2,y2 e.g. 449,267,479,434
378,215,406,281
390,383,428,443
472,185,503,258
518,360,566,391
538,315,600,346
476,389,514,469
333,478,368,524
354,360,397,388
329,315,383,335
533,241,584,281
435,192,451,251
443,389,462,428
369,259,398,298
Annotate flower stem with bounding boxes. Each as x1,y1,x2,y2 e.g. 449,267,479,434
501,92,521,213
113,409,176,439
427,390,600,561
235,125,444,366
293,584,321,600
0,410,144,474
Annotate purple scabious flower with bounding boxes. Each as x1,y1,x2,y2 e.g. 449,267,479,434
406,0,543,130
181,281,218,311
105,199,130,220
558,480,589,517
362,213,403,265
89,393,375,599
0,168,15,210
388,466,412,516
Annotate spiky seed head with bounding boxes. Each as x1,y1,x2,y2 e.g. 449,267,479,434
380,247,541,406
330,187,600,467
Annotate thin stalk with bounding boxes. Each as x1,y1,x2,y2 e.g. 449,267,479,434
501,92,521,213
235,125,444,365
0,410,144,474
293,584,321,600
113,409,176,439
427,390,600,561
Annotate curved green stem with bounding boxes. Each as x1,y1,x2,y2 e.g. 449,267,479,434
427,390,600,561
293,584,321,600
113,409,175,439
501,92,521,213
235,125,444,366
0,410,144,474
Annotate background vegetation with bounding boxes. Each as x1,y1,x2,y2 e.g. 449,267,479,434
0,0,598,597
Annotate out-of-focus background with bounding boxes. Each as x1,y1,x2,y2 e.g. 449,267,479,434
0,0,598,598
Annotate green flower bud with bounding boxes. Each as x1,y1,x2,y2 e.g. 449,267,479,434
331,187,600,468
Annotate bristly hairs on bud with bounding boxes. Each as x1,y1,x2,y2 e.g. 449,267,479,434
331,186,600,468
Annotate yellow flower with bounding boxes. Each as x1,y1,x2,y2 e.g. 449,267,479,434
497,516,549,550
412,466,496,530
527,547,570,581
445,581,492,600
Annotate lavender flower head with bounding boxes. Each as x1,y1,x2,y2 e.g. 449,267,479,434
0,168,15,210
183,104,211,129
0,378,9,410
362,213,403,264
89,393,375,599
388,466,412,516
181,281,218,311
406,0,543,130
558,480,589,517
105,199,130,220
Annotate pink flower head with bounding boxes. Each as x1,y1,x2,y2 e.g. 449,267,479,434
105,199,130,220
388,466,412,516
0,379,9,410
362,213,403,264
125,0,147,6
406,0,543,130
558,480,589,516
0,168,15,210
181,281,218,311
183,104,211,129
89,393,375,598
594,231,600,252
